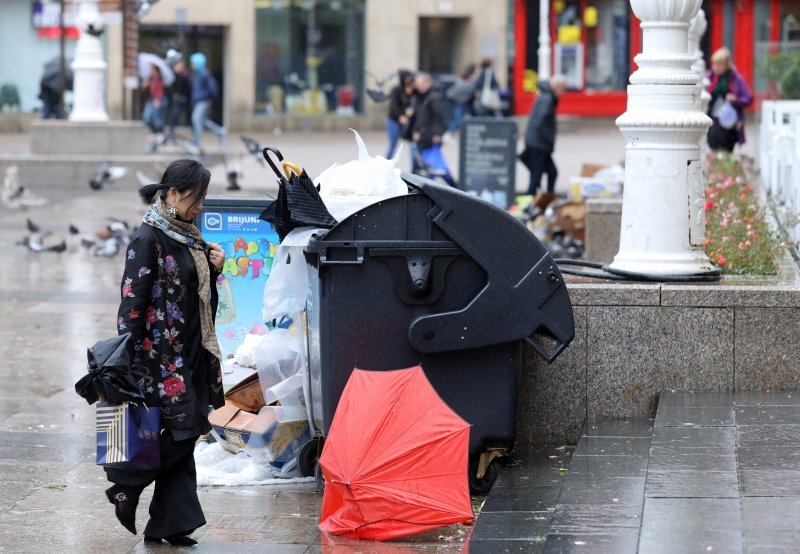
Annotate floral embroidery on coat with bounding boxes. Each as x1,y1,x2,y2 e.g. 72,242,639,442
116,229,224,430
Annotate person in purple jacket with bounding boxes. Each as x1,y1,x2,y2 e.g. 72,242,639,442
705,47,753,152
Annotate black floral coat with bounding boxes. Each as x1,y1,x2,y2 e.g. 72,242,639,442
117,224,224,441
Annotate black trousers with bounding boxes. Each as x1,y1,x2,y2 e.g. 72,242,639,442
105,432,204,538
522,147,558,195
707,122,738,153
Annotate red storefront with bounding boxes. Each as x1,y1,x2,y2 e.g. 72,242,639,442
512,0,800,116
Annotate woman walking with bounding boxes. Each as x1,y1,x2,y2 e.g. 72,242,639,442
705,47,753,152
105,159,225,546
385,69,414,159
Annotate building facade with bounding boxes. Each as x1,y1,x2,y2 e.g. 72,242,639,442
512,0,800,117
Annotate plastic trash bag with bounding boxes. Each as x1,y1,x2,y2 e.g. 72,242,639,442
718,101,738,130
262,228,322,321
315,129,408,221
253,326,306,395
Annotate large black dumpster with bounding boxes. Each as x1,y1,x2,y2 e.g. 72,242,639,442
303,173,575,493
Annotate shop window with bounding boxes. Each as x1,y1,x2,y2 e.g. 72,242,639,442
585,1,629,91
255,0,365,116
419,17,470,76
553,0,629,92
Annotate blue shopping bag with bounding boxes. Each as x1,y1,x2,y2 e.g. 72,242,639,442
420,144,450,174
96,402,160,470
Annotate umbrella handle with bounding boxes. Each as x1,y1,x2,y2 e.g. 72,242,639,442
282,161,302,179
262,146,285,179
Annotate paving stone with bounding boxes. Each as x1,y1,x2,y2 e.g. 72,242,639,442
736,424,800,447
645,470,740,499
466,538,546,553
572,437,651,457
739,470,800,497
549,503,642,535
647,446,737,473
650,425,736,448
658,391,737,409
735,405,800,426
567,455,648,478
737,446,800,471
481,485,562,513
583,419,654,438
468,511,552,541
742,529,800,553
543,533,639,554
639,498,743,552
654,406,735,427
640,498,742,531
557,477,645,506
638,527,744,554
741,497,800,530
732,391,800,406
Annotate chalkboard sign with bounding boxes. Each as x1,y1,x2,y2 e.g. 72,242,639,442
458,118,518,208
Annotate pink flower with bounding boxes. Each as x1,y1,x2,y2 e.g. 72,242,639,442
717,255,727,266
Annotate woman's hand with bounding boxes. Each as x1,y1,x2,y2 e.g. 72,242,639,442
726,92,737,103
207,242,225,270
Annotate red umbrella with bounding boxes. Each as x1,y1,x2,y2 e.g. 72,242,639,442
318,366,474,541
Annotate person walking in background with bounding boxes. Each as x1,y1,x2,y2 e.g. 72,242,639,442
142,64,167,137
411,72,457,188
106,159,225,546
385,69,414,159
166,50,192,144
705,47,753,153
446,63,477,133
38,81,60,120
190,52,226,148
520,75,567,196
474,59,502,116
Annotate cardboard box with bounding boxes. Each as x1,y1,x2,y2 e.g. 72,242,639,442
224,372,266,412
208,401,311,465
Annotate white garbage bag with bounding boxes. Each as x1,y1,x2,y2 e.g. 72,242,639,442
315,129,408,221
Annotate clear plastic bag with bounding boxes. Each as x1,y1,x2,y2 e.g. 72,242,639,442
254,327,305,395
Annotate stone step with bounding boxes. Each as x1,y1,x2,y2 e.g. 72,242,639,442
0,153,175,189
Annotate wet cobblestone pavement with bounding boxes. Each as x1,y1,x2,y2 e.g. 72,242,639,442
467,392,800,554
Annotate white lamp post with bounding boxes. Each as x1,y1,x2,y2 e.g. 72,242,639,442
538,0,551,81
70,0,108,122
609,0,718,279
688,9,711,112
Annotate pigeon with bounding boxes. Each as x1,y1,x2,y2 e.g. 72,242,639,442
80,238,96,249
1,166,46,209
89,161,127,190
94,237,120,257
27,219,40,233
46,240,67,253
68,224,80,235
18,230,52,252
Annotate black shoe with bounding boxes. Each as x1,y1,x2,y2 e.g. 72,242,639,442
164,535,197,546
144,536,163,544
105,484,138,535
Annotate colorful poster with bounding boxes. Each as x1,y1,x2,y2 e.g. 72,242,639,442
199,204,278,358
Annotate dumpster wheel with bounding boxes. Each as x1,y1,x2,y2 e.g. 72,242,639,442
298,436,324,478
469,450,506,496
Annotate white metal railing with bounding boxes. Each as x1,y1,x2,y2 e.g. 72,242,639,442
759,100,800,245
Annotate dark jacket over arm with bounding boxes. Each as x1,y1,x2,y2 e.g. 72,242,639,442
412,89,447,150
387,85,410,122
